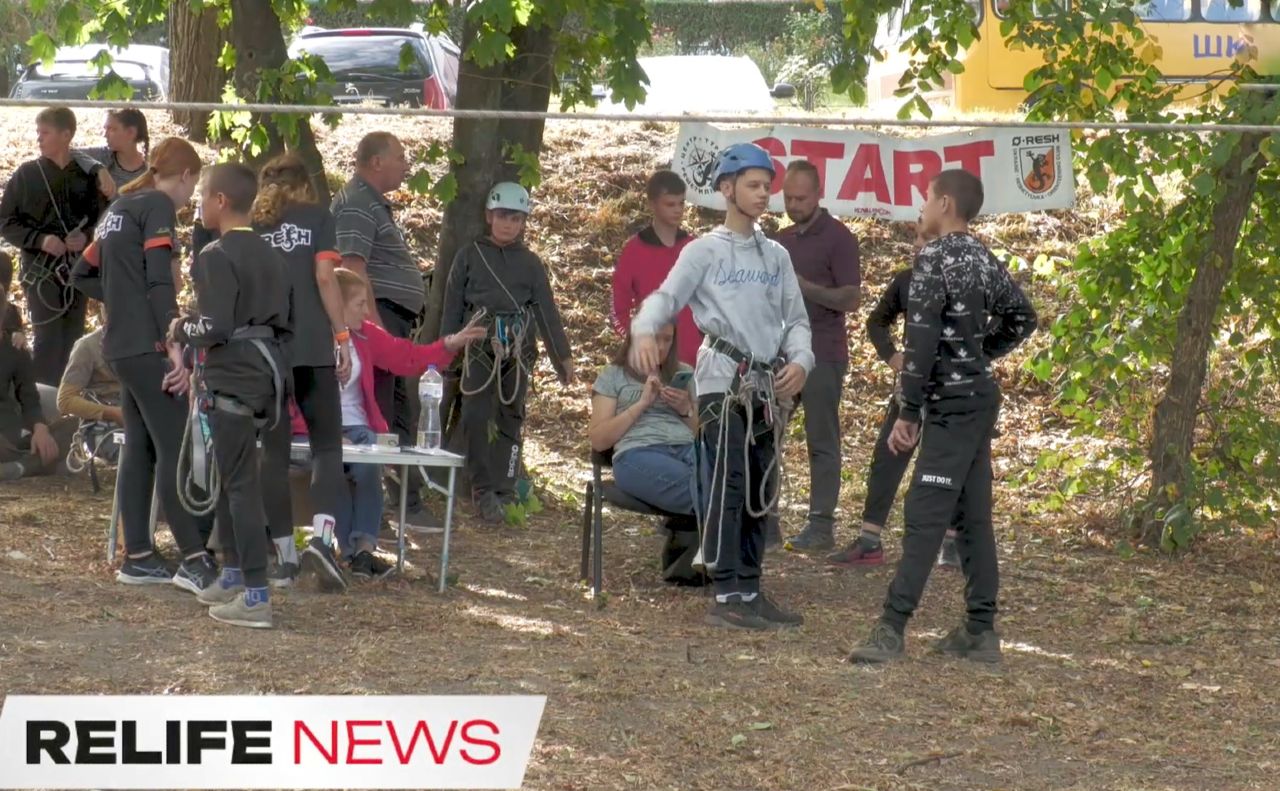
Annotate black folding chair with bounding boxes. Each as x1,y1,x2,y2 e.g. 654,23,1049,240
580,448,697,597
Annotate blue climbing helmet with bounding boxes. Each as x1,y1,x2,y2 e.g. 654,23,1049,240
713,143,776,187
486,181,531,213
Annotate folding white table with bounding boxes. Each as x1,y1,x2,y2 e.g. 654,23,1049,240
105,438,466,593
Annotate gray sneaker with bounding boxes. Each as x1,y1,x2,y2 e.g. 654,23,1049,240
786,523,835,553
751,592,803,627
848,622,906,664
208,595,273,629
116,553,173,585
705,600,773,631
931,625,1002,663
268,560,300,589
172,555,219,595
476,492,506,525
197,579,243,606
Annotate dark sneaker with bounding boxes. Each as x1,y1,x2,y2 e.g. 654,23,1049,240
931,626,1002,663
300,537,347,593
116,553,172,585
827,540,885,568
705,600,774,631
848,622,906,663
350,550,395,580
937,539,961,570
172,555,218,595
476,492,506,525
786,524,835,553
764,515,783,552
268,560,300,589
752,593,803,627
208,595,273,629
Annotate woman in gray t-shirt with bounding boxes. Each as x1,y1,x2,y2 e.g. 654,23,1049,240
589,322,697,514
73,108,150,194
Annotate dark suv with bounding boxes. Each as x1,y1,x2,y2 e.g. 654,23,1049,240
289,27,460,109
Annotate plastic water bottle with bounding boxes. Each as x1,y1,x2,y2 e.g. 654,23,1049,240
418,366,443,451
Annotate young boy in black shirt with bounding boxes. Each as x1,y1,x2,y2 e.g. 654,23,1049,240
0,107,107,385
173,163,293,629
848,170,1036,664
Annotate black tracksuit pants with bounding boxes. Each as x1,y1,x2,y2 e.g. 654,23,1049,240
697,393,776,598
376,299,422,510
460,350,530,499
210,409,270,588
112,353,211,557
24,268,86,386
881,406,999,633
262,364,345,540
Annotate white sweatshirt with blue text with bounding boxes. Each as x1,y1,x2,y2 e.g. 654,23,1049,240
631,225,814,396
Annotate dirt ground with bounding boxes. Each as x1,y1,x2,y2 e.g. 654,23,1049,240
0,110,1277,790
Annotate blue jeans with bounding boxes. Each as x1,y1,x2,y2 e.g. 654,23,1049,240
339,425,383,558
612,443,697,515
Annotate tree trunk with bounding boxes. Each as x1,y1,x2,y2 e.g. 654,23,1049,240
421,13,510,344
422,21,558,344
168,0,228,142
227,0,330,203
1141,130,1267,546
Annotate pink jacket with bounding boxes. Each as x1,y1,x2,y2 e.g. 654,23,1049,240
291,320,455,436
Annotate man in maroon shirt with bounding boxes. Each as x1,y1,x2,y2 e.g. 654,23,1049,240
775,160,861,552
610,170,701,365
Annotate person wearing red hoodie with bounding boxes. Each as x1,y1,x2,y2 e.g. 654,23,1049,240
610,170,701,366
296,268,484,578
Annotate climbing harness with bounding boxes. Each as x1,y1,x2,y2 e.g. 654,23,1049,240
23,164,85,327
692,334,787,573
458,242,536,406
176,326,286,517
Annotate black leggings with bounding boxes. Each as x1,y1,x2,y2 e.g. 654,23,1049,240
262,365,345,539
210,409,271,588
112,353,209,558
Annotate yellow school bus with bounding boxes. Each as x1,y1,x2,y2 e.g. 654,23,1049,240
867,0,1280,113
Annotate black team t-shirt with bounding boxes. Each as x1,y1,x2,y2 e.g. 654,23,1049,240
254,204,340,368
180,229,294,409
74,189,180,361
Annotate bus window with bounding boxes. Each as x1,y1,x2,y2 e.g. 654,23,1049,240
1138,0,1191,20
993,0,1068,17
1202,0,1261,21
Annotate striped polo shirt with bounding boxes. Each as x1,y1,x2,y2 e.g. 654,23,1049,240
331,175,424,313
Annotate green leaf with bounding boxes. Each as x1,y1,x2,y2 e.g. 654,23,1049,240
749,722,773,731
1190,173,1215,197
730,733,747,748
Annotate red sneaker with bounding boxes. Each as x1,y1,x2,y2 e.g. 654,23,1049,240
826,541,885,568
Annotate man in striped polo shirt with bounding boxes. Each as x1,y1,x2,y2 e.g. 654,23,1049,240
332,132,428,523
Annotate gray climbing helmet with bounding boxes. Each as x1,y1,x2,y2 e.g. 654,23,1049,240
486,181,531,213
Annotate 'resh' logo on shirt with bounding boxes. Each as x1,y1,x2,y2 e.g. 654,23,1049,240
263,223,312,253
97,212,123,238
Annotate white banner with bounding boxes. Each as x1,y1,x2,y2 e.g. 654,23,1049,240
0,695,545,789
672,121,1075,221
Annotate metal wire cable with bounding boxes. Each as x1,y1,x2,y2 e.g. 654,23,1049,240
1,96,1279,134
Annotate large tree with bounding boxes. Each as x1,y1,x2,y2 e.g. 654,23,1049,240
168,0,228,142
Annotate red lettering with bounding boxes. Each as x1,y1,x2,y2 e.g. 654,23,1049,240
386,720,457,765
893,149,942,206
345,720,383,765
943,140,996,178
294,720,338,765
789,140,846,191
754,136,787,194
837,143,890,204
460,720,502,766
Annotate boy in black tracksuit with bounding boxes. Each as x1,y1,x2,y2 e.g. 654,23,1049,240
849,170,1036,664
173,164,293,629
0,107,108,385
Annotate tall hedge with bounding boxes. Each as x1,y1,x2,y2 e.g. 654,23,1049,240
648,1,811,54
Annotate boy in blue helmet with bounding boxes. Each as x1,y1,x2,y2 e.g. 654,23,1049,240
630,143,814,630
